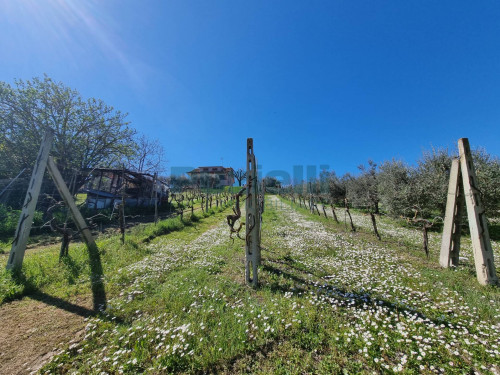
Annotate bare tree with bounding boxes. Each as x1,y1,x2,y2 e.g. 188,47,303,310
234,168,246,186
127,134,166,174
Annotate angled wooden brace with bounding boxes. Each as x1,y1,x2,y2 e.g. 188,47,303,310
459,138,498,286
439,158,464,268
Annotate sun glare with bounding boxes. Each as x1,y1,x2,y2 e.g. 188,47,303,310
1,0,140,83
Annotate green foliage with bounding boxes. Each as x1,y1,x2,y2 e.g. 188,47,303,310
263,176,281,188
346,160,379,213
413,147,453,217
319,170,346,205
316,146,500,219
377,148,500,218
0,204,44,240
141,216,186,241
0,75,135,180
224,185,242,193
473,148,500,216
378,159,414,217
0,204,20,238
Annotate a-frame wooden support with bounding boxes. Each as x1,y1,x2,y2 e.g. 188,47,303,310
440,138,498,286
6,130,106,309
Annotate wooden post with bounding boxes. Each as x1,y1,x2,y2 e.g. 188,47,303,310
154,187,159,224
95,170,103,211
151,172,158,224
331,203,339,223
47,157,107,310
205,183,209,212
46,157,96,252
439,158,464,268
246,138,261,287
7,130,53,270
308,182,313,213
458,138,498,285
120,168,126,244
261,181,265,213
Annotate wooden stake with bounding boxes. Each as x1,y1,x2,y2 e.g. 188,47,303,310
47,157,107,309
439,158,464,268
7,130,53,270
458,138,498,285
245,138,261,287
47,158,95,248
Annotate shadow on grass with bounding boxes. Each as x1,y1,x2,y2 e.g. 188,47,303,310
8,243,107,314
9,265,107,317
60,255,82,284
262,260,456,328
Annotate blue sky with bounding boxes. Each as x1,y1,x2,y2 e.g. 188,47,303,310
1,0,499,183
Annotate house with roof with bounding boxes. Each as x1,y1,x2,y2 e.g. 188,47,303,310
187,166,235,187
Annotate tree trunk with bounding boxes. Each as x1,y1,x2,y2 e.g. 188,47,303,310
119,203,125,244
370,212,381,240
331,205,339,223
59,229,72,259
423,225,429,259
345,200,356,232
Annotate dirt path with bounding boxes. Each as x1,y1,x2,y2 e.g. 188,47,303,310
0,209,229,374
0,295,92,375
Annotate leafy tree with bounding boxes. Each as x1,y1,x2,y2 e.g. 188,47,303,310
378,159,414,217
263,176,280,188
168,175,191,191
412,148,453,217
0,76,135,185
469,148,500,217
347,160,380,213
377,147,500,218
325,171,347,206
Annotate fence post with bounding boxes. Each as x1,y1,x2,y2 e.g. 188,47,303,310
439,158,464,268
46,156,106,310
245,138,261,287
7,130,53,270
458,138,498,285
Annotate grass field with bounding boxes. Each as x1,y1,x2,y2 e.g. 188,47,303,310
1,195,499,374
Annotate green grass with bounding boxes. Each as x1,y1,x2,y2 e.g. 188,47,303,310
0,202,233,305
2,195,499,374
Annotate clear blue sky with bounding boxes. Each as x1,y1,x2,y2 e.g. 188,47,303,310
1,1,499,183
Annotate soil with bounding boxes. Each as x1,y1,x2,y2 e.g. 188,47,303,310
0,294,92,375
0,204,213,374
